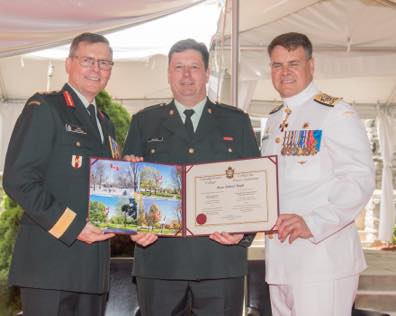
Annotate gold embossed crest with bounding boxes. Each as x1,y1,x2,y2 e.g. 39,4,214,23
225,166,234,179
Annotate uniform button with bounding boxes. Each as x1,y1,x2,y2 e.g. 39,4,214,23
76,141,81,147
275,137,281,144
228,147,233,153
188,148,195,154
150,148,156,154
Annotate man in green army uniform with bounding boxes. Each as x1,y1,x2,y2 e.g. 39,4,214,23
123,39,260,316
3,33,116,315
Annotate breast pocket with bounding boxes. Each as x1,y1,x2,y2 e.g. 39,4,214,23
210,137,240,160
144,139,169,162
60,132,91,154
285,154,321,181
52,132,91,177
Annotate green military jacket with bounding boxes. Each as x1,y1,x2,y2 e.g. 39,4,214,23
3,84,115,294
123,99,260,280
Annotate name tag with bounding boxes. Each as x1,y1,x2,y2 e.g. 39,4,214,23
147,137,164,143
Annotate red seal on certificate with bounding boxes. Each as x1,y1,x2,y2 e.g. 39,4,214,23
196,213,207,225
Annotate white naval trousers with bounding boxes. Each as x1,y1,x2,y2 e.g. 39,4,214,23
269,274,359,316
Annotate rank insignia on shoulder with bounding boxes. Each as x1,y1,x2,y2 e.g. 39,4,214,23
215,102,245,113
38,90,60,95
71,155,82,168
269,103,284,114
28,100,41,106
63,91,75,108
314,93,341,107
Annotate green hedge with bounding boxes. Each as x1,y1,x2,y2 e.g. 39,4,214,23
0,196,22,314
96,90,131,153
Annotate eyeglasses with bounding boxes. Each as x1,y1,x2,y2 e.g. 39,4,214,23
71,55,114,70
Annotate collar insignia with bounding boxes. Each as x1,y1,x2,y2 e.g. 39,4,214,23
63,91,75,108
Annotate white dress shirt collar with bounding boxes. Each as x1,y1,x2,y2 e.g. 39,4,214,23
283,81,319,109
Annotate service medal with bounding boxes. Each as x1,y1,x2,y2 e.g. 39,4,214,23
109,136,120,159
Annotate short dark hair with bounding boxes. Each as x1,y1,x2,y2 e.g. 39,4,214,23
69,32,113,57
268,32,312,59
168,39,209,69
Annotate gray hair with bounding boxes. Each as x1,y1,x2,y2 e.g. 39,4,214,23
69,32,113,57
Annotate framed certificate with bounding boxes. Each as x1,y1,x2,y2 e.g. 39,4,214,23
88,156,278,235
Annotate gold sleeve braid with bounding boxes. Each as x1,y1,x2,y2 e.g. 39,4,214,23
48,208,77,238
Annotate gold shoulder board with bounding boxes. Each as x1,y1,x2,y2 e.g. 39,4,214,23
314,93,342,107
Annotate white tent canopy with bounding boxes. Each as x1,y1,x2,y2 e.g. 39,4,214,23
0,0,204,58
211,0,396,116
0,0,220,102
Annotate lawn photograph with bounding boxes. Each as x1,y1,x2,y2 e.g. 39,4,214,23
89,159,182,235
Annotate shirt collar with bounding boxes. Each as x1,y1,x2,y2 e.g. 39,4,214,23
174,97,207,120
282,81,319,108
67,83,97,109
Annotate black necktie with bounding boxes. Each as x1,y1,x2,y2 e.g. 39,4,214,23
87,104,101,139
184,109,195,139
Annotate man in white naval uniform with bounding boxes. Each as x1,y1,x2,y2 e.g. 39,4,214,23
261,32,375,316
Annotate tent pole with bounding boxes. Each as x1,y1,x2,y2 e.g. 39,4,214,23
231,0,239,107
0,66,7,101
46,61,54,92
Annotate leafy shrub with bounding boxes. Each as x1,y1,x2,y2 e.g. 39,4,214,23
0,196,23,314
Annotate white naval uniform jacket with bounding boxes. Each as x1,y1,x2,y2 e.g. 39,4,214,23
261,82,375,284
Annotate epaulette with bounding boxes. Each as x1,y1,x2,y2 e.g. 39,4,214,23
37,90,62,96
269,103,284,114
28,90,62,106
214,102,245,114
314,93,342,107
137,102,168,114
